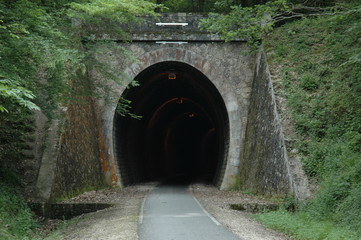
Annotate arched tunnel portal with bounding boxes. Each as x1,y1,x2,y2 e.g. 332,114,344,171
114,61,229,186
32,15,307,201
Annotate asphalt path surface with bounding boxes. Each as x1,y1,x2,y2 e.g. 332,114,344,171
139,182,241,240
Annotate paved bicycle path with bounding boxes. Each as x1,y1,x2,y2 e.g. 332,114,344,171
139,183,241,240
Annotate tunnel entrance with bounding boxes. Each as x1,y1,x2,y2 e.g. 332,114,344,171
114,61,229,186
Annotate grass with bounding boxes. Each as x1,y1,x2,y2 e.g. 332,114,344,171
258,0,361,239
257,211,358,240
0,167,85,240
41,218,81,240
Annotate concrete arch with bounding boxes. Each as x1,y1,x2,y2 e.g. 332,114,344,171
33,13,310,201
101,46,242,189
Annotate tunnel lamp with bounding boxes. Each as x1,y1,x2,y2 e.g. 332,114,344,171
189,113,195,118
176,98,183,104
168,72,176,80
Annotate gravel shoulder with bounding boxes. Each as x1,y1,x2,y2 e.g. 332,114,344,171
190,183,291,240
46,183,156,240
46,182,290,240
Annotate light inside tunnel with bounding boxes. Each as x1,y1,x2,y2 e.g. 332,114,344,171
113,61,229,186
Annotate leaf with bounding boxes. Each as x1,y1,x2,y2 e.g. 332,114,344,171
0,77,40,112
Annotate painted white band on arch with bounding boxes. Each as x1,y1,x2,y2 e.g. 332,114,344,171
156,23,188,26
156,41,188,45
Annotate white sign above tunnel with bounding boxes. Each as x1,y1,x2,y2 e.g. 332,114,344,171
156,23,188,26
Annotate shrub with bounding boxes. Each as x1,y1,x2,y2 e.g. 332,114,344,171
0,168,38,239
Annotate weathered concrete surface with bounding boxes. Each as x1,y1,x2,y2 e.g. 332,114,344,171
28,13,309,202
35,118,60,201
240,50,310,199
91,41,255,190
35,77,108,201
240,51,292,195
49,95,105,200
84,13,225,41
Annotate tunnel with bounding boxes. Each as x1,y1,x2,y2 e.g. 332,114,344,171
113,61,229,186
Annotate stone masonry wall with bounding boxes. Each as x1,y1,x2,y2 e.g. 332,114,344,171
91,41,256,190
240,51,293,196
30,14,310,202
48,80,105,201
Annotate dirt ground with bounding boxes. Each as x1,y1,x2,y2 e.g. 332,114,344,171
45,182,290,240
45,183,156,240
191,183,291,240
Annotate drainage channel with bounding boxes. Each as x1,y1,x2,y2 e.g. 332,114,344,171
29,203,113,219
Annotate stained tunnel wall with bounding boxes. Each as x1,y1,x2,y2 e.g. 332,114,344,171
33,40,310,201
241,51,292,195
96,44,307,197
100,42,257,190
240,51,310,199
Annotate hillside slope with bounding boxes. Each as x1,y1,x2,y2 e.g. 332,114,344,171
258,2,361,239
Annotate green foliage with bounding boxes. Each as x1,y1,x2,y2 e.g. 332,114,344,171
0,1,159,239
289,0,336,7
0,168,38,240
153,0,275,12
213,0,274,11
0,167,22,187
299,73,319,91
257,210,358,240
0,0,83,115
0,0,158,183
200,0,289,48
70,0,159,38
147,0,219,12
159,0,194,12
116,97,142,119
262,0,361,237
70,0,158,19
0,107,34,173
335,183,361,231
0,0,160,115
0,78,39,113
200,0,357,49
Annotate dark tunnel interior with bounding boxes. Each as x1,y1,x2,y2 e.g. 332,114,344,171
114,61,229,186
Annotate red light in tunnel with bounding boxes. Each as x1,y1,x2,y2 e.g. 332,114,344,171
176,98,183,104
168,72,176,79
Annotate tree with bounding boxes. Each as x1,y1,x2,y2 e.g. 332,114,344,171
200,0,289,48
0,0,159,114
200,0,352,49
